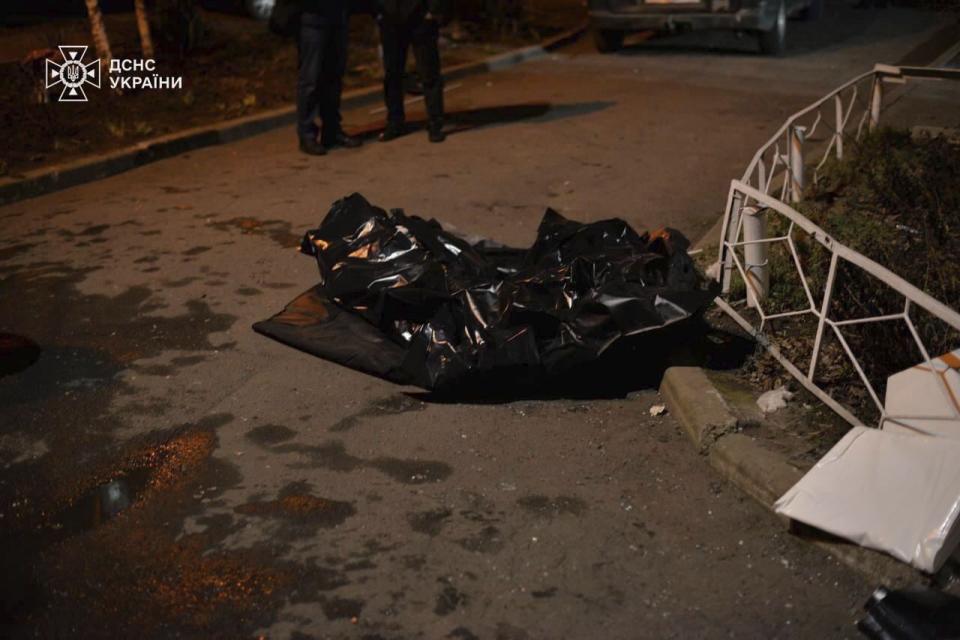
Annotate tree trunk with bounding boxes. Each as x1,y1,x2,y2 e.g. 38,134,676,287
135,0,155,59
83,0,112,68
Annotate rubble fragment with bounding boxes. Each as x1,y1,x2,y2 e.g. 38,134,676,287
757,386,793,413
775,426,960,573
649,404,668,417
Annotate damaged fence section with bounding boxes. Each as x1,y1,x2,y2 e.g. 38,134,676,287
255,193,717,391
714,64,960,573
715,64,960,429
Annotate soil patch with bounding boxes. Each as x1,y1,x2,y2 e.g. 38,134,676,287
0,2,584,176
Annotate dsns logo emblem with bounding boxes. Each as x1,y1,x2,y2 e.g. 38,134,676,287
45,46,102,102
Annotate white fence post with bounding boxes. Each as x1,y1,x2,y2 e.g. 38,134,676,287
870,75,882,131
742,206,769,308
790,125,806,203
834,94,844,160
721,191,744,293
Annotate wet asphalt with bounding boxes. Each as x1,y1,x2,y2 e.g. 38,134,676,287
0,4,954,638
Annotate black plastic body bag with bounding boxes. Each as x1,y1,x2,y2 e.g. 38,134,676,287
254,193,718,391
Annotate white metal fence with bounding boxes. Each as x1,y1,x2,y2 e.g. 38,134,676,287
714,63,960,428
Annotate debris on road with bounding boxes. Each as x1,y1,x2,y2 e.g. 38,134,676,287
756,386,793,413
858,586,960,640
255,193,717,391
704,261,721,280
775,426,960,573
881,348,960,439
775,349,960,571
649,404,668,417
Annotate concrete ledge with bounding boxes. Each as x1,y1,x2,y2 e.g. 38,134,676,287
659,366,737,452
0,22,586,207
709,433,804,510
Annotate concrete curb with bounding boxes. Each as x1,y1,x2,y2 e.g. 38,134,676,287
0,22,587,207
659,365,920,588
659,367,737,452
708,433,804,511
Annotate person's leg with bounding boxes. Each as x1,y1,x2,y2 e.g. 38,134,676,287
296,15,326,146
411,14,444,141
318,18,347,141
379,17,409,132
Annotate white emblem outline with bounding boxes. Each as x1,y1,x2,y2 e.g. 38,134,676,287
45,46,102,102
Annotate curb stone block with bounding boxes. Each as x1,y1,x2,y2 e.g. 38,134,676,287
706,370,765,428
659,366,738,451
708,433,804,510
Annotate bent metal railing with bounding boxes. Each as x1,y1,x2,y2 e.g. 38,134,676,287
715,64,960,428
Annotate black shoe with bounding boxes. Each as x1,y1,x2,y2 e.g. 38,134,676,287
321,130,361,149
379,121,407,142
299,138,327,156
428,123,446,143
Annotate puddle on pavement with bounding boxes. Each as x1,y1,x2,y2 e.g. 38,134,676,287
234,494,356,528
207,217,301,249
322,596,364,620
51,467,152,537
0,423,301,637
456,525,503,554
276,439,453,484
407,508,452,537
26,428,219,546
0,333,42,377
516,494,587,518
246,423,297,446
330,394,426,432
0,242,38,263
435,582,468,616
369,457,452,484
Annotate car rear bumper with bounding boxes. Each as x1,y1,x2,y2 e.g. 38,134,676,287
589,8,767,31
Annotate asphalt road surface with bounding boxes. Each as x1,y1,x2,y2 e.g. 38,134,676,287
0,4,955,638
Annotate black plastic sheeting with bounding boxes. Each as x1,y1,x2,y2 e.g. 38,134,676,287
858,587,960,640
254,193,718,391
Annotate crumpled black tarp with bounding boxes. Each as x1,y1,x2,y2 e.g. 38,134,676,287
254,193,718,390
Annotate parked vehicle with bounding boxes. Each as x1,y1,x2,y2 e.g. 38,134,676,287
587,0,823,55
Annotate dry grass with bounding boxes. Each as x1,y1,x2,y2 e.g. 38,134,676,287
743,127,960,422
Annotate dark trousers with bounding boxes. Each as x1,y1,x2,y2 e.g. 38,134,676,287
297,13,348,141
379,13,444,126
